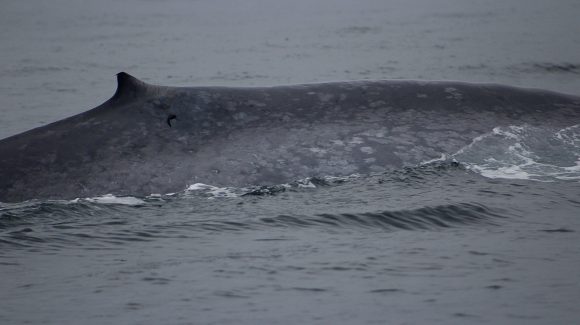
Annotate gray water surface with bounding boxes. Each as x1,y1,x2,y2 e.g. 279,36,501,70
2,165,580,324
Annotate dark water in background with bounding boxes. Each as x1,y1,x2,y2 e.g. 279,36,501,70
1,0,580,324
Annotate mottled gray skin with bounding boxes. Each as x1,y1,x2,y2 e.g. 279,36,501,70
1,72,579,202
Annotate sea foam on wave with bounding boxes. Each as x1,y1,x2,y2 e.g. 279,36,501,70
450,124,580,181
71,194,146,206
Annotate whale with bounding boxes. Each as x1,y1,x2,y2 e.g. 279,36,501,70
0,72,579,202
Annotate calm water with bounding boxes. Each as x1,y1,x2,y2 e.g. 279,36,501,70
1,0,580,324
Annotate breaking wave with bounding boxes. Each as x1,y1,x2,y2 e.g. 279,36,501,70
431,124,580,181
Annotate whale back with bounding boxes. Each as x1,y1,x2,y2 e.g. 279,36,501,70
0,73,579,202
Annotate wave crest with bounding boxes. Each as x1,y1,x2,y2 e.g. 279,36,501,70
449,124,580,181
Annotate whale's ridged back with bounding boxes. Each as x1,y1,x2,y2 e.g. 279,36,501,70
0,74,579,202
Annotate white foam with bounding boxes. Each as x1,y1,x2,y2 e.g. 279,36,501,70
420,153,451,165
450,124,580,181
181,174,365,200
555,124,580,146
72,194,146,206
185,183,241,198
296,180,317,188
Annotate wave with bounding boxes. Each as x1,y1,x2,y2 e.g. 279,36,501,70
0,200,506,250
0,160,464,217
427,124,580,181
0,160,511,251
257,203,504,230
181,162,468,199
72,194,146,206
184,175,363,198
158,202,504,233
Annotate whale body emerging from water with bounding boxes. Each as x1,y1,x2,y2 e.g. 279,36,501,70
0,72,579,202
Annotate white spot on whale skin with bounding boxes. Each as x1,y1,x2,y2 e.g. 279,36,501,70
247,100,266,107
309,147,328,155
360,146,375,154
444,87,463,100
361,128,388,138
318,93,334,102
233,112,247,120
331,140,345,146
369,100,386,108
417,93,428,98
364,157,377,163
226,102,237,111
349,137,364,145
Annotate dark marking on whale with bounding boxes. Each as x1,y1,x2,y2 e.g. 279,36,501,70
0,72,579,202
167,114,177,127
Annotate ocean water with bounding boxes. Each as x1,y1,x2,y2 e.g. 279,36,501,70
1,0,580,324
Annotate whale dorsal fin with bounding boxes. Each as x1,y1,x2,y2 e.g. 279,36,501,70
112,72,149,100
